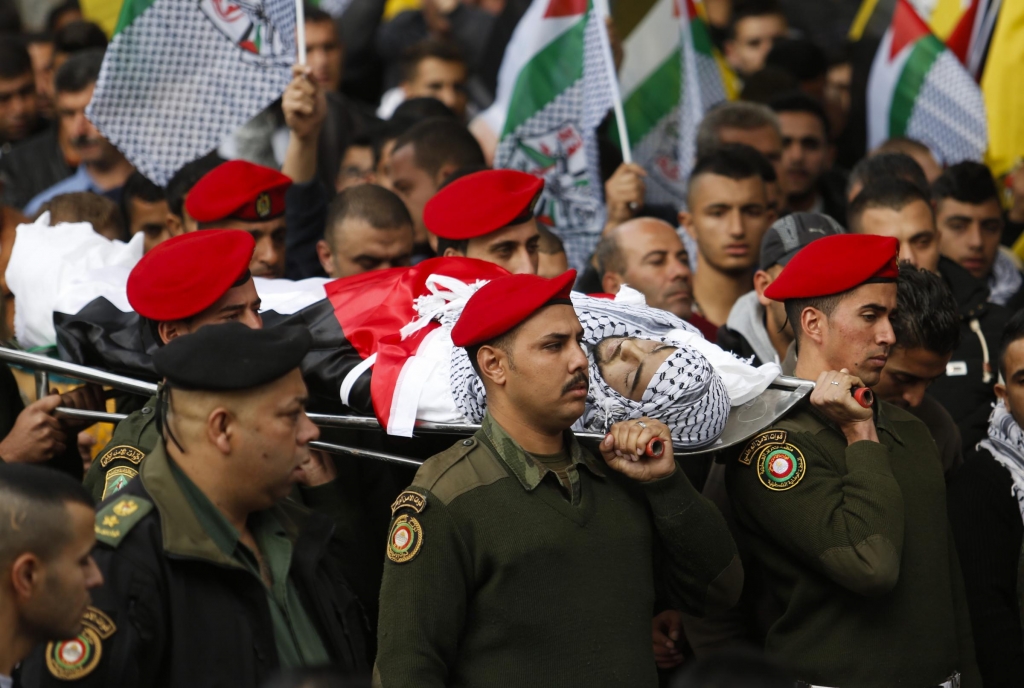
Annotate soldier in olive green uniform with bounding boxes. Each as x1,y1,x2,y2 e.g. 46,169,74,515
374,270,742,688
725,234,980,687
20,323,369,687
84,229,263,502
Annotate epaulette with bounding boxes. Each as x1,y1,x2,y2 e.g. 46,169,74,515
94,495,154,547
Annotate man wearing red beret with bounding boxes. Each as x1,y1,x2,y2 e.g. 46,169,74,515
185,160,293,279
423,168,544,275
724,234,980,686
81,230,265,502
373,270,742,687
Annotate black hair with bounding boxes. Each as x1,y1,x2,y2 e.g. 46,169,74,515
0,0,22,35
399,39,466,83
46,0,80,35
689,145,766,189
847,177,932,233
53,20,107,55
391,117,485,178
303,3,333,24
325,184,413,249
721,142,777,182
391,96,458,122
766,37,827,83
53,46,103,94
0,35,31,80
739,65,799,105
848,152,929,199
770,90,830,139
121,171,165,229
23,31,54,46
999,310,1024,379
932,161,1000,207
893,262,960,355
728,0,785,39
0,463,93,567
369,116,416,167
166,153,226,218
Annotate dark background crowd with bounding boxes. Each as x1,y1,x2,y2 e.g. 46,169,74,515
1,0,1024,686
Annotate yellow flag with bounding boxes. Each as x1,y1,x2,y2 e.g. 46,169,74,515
80,0,123,37
982,1,1024,178
928,0,966,40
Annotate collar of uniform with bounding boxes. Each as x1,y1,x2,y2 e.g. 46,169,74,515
479,413,605,492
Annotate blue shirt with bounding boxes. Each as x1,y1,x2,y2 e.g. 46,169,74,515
23,165,124,215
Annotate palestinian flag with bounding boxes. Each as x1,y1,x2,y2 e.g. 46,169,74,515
86,0,295,185
616,0,733,206
866,0,987,164
479,0,615,272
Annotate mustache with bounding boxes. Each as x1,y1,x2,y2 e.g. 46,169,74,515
561,372,589,395
71,135,103,147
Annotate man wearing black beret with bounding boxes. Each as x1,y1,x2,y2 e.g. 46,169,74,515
18,324,370,687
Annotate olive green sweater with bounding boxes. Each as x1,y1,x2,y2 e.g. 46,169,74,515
726,400,981,687
373,414,742,687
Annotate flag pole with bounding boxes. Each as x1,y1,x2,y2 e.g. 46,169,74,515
295,0,307,65
593,0,632,164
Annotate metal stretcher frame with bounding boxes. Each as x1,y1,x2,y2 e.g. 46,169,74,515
0,346,813,467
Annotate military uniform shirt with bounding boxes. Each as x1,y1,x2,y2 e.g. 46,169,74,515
83,394,160,502
725,400,980,687
373,412,742,688
168,458,330,668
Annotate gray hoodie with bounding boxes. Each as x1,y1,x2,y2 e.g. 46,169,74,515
723,291,780,366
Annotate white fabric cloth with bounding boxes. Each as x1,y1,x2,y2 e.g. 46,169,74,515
978,400,1024,523
7,215,144,348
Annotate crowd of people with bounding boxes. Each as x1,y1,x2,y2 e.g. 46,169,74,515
1,0,1024,686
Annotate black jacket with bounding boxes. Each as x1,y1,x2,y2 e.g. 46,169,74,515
948,446,1024,687
18,445,370,688
715,325,765,367
0,125,74,211
930,257,1008,452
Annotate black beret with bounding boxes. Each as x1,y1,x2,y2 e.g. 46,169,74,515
152,322,311,391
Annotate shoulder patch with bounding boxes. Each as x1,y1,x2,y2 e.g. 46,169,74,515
95,496,153,547
412,436,508,505
99,445,145,468
391,490,427,515
757,442,806,491
738,429,788,466
387,514,423,564
101,466,138,501
45,606,116,680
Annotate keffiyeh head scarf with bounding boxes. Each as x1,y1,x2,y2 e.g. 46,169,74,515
979,400,1024,522
449,291,731,448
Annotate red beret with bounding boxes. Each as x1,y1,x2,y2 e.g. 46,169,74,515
127,230,255,322
452,269,576,347
764,234,899,302
185,160,292,223
424,169,544,240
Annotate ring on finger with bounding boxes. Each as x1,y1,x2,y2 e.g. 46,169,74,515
830,381,840,385
636,421,647,428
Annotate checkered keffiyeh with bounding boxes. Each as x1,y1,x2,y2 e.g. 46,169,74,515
87,0,294,185
448,292,729,448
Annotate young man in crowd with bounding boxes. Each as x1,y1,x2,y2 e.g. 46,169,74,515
726,233,980,686
679,147,772,328
949,311,1024,687
425,169,543,275
847,178,940,273
770,91,845,222
120,172,169,254
24,50,134,216
0,464,103,687
696,101,783,184
380,40,470,120
316,184,414,278
717,212,843,366
594,217,717,340
387,117,486,253
873,265,963,477
374,270,741,686
934,162,1024,308
724,0,789,80
0,37,42,152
